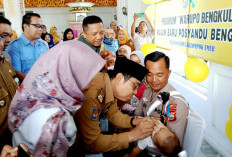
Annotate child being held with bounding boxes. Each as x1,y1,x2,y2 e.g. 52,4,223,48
125,120,182,157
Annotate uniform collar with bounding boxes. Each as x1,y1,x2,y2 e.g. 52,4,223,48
21,34,41,46
78,35,101,54
84,73,114,105
104,73,114,104
148,83,171,99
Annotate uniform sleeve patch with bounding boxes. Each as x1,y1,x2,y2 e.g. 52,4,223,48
167,104,177,122
91,108,99,120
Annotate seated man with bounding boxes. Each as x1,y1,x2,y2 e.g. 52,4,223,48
126,120,181,157
72,57,156,155
135,52,189,156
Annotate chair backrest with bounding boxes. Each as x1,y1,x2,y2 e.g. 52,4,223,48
183,108,206,157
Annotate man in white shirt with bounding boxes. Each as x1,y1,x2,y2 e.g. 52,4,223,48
131,13,155,51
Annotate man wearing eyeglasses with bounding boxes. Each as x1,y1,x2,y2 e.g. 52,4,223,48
5,13,48,82
0,31,18,151
0,16,13,64
70,57,157,156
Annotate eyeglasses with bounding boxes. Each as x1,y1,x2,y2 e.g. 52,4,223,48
128,79,140,90
1,33,12,40
29,24,44,29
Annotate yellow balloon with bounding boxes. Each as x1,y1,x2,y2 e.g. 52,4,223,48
184,57,209,82
141,43,156,56
225,119,232,142
142,0,155,4
145,5,156,22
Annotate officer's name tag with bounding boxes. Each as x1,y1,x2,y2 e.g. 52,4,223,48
142,97,148,102
100,118,109,133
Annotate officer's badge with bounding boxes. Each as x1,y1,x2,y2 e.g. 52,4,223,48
167,104,177,122
0,100,5,107
97,88,105,104
91,108,99,120
142,97,148,102
130,42,133,45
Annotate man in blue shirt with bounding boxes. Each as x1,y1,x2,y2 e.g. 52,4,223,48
6,13,47,82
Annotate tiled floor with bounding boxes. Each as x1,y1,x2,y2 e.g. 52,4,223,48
199,139,223,157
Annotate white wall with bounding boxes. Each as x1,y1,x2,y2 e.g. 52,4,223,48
89,7,117,29
24,7,116,36
0,6,116,36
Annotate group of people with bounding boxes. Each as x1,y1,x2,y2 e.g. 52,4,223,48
0,11,189,157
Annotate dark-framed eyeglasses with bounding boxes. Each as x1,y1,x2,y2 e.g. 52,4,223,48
128,79,140,90
29,24,44,29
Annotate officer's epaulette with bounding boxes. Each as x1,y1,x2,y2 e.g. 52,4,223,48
96,88,105,104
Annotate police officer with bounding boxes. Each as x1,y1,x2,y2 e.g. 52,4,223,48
0,33,18,150
135,51,189,156
74,57,156,155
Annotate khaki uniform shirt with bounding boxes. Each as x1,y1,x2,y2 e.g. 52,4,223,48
75,73,133,153
0,56,18,149
135,83,189,155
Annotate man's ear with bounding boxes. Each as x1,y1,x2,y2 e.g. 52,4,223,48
82,31,87,38
168,70,172,77
115,73,124,84
23,24,28,31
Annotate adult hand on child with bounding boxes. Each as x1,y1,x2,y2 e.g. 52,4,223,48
129,117,155,142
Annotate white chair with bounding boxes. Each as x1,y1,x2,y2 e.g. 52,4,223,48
183,108,206,157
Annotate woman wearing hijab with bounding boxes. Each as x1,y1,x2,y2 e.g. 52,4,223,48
50,26,62,45
102,28,119,56
42,33,55,49
130,50,145,66
41,25,47,40
117,45,132,59
118,29,135,52
8,40,105,157
63,28,74,41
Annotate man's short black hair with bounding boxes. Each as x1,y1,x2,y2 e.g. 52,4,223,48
82,15,103,32
144,51,170,69
0,16,11,25
22,13,41,31
108,56,148,82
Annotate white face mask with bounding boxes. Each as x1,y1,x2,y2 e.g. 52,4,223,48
107,66,114,70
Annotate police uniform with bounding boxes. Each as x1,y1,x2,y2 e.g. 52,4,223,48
135,83,189,156
0,55,18,149
75,73,133,154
